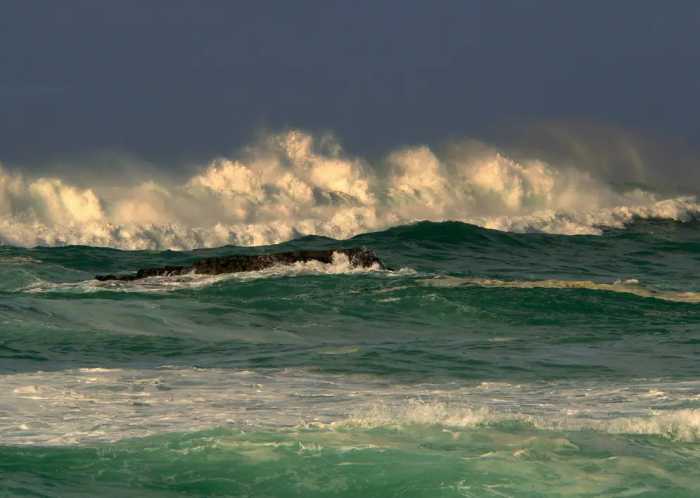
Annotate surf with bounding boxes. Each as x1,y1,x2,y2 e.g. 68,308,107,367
2,130,700,250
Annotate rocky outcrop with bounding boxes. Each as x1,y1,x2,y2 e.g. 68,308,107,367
95,248,383,282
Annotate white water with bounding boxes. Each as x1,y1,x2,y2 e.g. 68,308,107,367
2,367,699,445
1,130,699,249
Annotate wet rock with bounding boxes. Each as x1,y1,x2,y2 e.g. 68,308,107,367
95,248,383,282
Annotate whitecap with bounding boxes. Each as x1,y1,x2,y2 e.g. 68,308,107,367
1,131,700,250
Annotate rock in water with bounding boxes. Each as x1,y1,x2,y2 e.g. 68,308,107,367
95,248,383,282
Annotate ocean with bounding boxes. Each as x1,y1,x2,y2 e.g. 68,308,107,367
1,219,699,497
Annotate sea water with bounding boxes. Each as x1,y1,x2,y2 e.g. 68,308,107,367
1,220,700,497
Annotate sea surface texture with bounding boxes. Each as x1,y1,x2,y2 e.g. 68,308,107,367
2,219,700,497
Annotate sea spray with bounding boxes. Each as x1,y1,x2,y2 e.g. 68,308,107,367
2,130,699,249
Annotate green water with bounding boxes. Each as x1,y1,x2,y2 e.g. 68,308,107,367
4,426,700,498
1,221,699,496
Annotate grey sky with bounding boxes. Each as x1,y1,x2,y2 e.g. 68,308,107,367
2,1,700,169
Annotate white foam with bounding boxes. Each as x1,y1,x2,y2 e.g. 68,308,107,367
0,255,42,264
344,402,700,442
1,131,699,249
470,196,700,235
421,276,700,303
2,368,699,445
563,409,700,442
333,399,495,429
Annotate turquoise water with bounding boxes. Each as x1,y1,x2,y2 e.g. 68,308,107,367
1,221,700,497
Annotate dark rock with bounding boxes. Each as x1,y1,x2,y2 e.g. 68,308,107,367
95,248,383,282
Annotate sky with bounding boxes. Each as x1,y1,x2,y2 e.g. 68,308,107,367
2,1,700,170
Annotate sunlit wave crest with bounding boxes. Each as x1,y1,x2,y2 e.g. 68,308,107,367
1,130,699,249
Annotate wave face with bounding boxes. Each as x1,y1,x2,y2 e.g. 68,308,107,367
2,130,700,249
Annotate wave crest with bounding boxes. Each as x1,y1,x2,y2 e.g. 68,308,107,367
2,130,699,249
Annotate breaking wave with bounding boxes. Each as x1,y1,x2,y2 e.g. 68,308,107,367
2,130,699,249
336,400,700,442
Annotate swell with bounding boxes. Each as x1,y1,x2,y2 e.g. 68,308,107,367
4,276,700,381
5,218,700,292
3,220,700,381
2,130,699,249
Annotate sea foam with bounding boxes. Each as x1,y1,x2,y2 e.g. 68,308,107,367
421,276,700,303
3,367,699,445
1,130,699,249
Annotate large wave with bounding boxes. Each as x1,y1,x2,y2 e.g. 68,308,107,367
1,130,699,249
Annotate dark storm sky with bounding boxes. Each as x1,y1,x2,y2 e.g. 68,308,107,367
2,1,700,167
